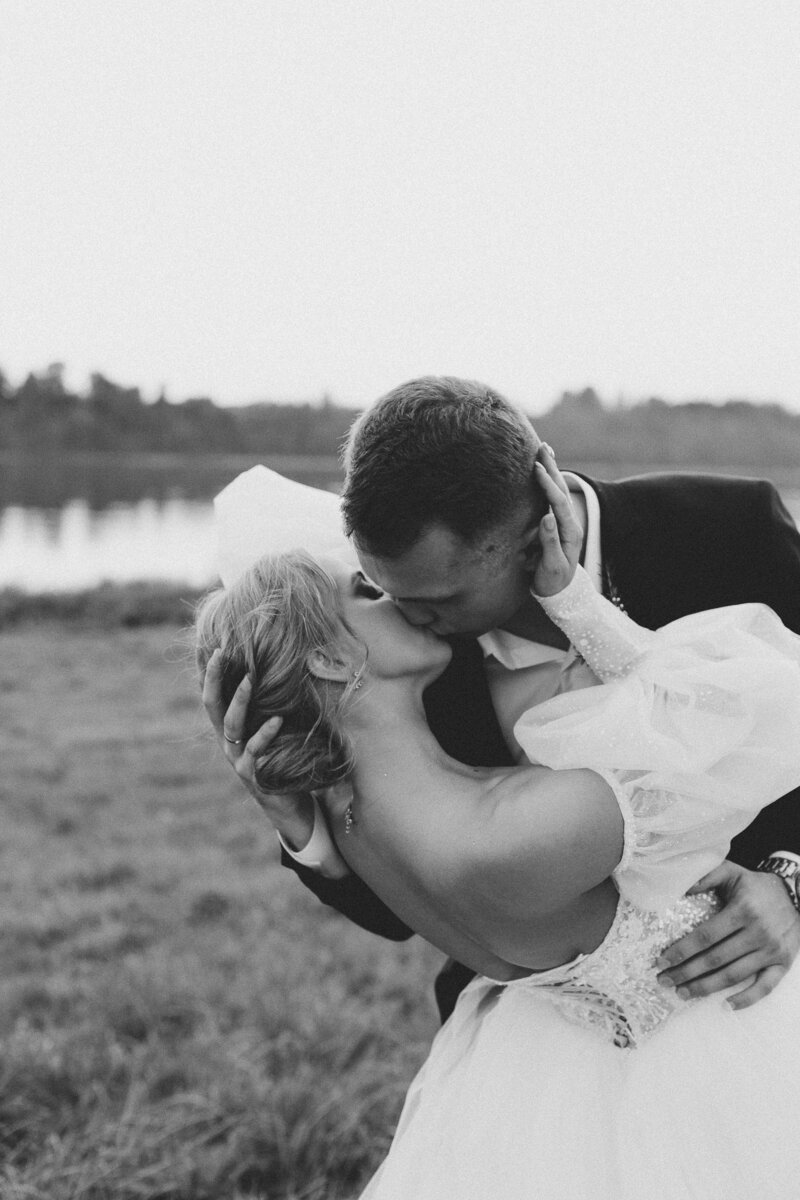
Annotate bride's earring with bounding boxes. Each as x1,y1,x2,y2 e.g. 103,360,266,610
333,782,356,834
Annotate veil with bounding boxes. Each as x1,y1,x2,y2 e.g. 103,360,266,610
213,465,359,587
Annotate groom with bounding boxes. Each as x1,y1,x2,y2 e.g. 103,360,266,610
209,376,800,1021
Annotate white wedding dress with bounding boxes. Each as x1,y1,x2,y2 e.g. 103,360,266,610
361,567,800,1200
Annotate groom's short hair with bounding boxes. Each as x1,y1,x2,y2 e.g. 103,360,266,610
341,376,544,558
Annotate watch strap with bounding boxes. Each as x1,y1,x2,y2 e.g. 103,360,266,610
756,853,800,913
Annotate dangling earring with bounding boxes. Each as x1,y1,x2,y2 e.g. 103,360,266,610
351,659,366,691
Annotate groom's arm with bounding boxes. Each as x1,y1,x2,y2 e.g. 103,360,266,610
730,481,800,871
656,479,800,1008
281,847,414,940
758,479,800,633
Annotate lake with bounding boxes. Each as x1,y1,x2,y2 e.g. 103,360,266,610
2,454,799,592
0,454,343,592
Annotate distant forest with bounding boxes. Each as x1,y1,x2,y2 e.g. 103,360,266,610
2,363,799,467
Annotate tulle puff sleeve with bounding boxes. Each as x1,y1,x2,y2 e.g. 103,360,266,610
514,568,800,911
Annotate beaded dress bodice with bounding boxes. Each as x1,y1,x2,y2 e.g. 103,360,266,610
508,890,720,1048
504,567,800,1049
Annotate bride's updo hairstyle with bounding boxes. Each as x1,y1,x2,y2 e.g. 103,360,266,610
195,551,362,793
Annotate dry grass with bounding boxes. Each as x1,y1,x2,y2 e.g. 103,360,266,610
0,621,441,1198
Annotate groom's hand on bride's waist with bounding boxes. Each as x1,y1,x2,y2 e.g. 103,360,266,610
654,860,800,1010
202,649,349,877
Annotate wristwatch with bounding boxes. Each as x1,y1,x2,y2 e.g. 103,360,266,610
756,852,800,913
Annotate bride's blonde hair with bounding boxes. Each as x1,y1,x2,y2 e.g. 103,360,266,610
195,552,361,792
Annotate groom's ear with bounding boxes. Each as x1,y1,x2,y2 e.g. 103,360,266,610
517,516,543,571
306,650,351,683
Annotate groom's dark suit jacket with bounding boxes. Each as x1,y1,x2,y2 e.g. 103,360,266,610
282,473,800,1021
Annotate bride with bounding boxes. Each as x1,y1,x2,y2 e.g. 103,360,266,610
196,456,800,1199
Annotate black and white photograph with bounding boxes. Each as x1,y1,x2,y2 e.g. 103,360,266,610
2,3,800,1197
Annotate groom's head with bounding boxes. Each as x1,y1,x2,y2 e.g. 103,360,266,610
342,376,548,636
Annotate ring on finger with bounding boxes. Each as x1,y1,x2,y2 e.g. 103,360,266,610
224,733,244,745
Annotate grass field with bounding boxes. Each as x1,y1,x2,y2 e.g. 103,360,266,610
0,614,442,1199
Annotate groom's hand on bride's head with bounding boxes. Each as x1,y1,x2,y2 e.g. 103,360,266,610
201,649,317,852
654,860,800,1010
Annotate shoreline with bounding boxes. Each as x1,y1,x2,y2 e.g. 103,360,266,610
3,449,800,482
0,579,207,628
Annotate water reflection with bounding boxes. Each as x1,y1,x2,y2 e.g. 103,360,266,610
0,458,345,592
1,459,798,593
0,499,220,591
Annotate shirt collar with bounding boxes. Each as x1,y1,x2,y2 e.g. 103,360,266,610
477,473,602,669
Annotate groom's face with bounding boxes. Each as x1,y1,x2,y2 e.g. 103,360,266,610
356,517,537,637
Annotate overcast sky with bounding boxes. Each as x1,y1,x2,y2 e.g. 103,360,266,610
1,1,799,413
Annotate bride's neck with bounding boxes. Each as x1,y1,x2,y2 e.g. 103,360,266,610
342,676,455,776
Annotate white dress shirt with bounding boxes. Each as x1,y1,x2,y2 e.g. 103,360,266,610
282,473,604,871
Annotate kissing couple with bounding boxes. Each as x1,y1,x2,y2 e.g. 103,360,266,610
198,376,800,1198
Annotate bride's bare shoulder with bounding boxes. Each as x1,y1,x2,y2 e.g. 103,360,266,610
454,764,624,912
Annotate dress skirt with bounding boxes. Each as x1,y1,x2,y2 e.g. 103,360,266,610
361,961,800,1200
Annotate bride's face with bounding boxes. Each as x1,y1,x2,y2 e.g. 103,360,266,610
321,558,452,681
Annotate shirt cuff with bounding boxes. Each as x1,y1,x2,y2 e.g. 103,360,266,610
277,794,339,872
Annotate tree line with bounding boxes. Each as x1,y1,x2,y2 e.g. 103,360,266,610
2,364,798,467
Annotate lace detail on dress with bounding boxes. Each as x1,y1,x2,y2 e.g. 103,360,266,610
509,890,721,1049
